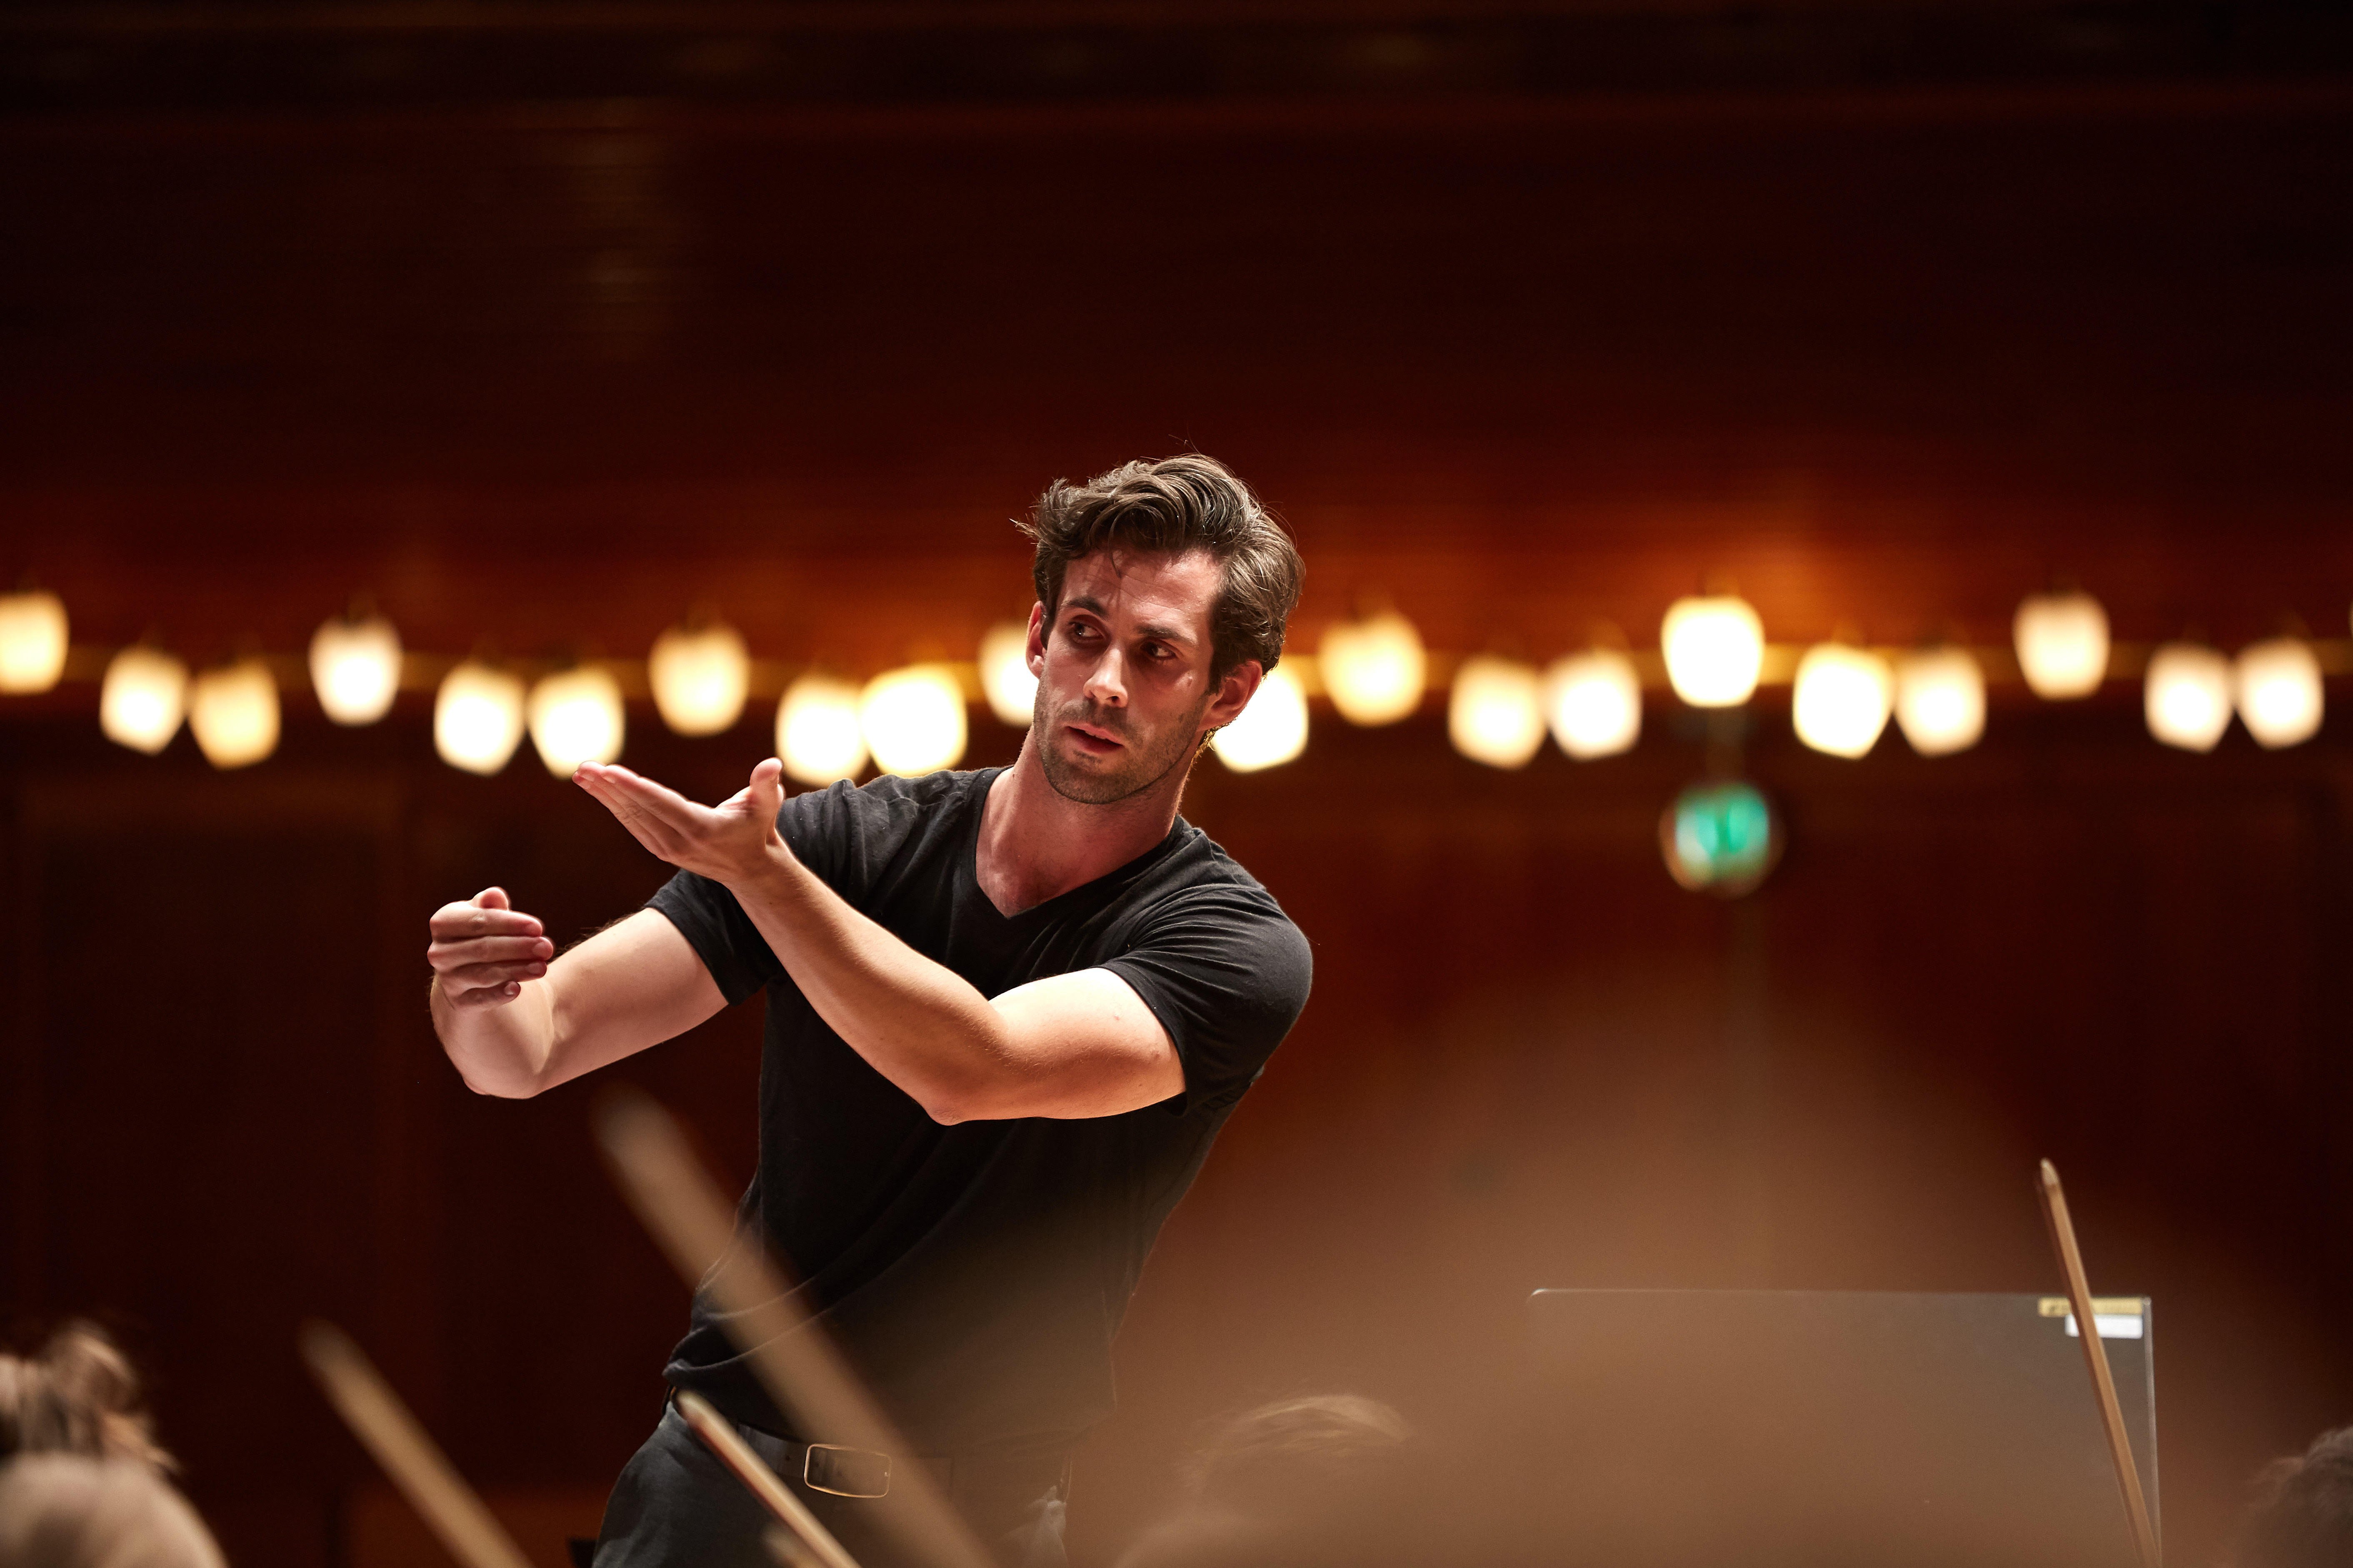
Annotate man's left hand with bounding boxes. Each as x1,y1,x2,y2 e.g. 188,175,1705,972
573,759,791,889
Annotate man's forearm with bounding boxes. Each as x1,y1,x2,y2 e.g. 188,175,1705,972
726,848,1015,1121
432,975,559,1098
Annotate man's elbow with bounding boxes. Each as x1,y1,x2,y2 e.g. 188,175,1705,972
913,1070,1025,1125
459,1066,548,1100
440,1037,553,1100
917,1085,982,1125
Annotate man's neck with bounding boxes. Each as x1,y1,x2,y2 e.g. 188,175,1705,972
974,737,1191,917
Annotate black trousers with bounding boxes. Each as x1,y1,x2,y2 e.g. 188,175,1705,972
592,1403,1068,1568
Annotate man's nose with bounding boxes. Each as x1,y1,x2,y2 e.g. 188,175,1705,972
1083,649,1128,707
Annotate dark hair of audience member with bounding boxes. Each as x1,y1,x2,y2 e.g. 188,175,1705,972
0,1323,173,1472
1184,1393,1412,1515
1113,1394,1419,1568
2236,1424,2353,1568
0,1456,225,1568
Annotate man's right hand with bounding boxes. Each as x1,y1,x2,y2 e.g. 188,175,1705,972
427,887,555,1008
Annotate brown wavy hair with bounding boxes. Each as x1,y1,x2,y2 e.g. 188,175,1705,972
2237,1424,2353,1568
0,1322,175,1473
1021,454,1305,682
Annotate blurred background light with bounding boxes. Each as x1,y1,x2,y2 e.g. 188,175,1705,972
433,661,526,776
1792,642,1893,758
861,664,966,777
1893,645,1986,757
648,617,749,736
1213,665,1308,772
528,665,626,776
979,621,1038,728
0,589,68,693
1660,779,1780,896
778,673,868,785
2014,590,2109,699
2145,640,2233,752
189,657,280,769
2234,635,2323,750
100,645,188,754
308,611,402,726
1543,648,1642,759
1661,594,1764,707
1448,655,1545,768
1320,611,1426,726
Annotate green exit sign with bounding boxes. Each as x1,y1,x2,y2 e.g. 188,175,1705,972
1661,779,1781,896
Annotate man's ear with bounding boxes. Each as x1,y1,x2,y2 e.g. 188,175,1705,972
1025,602,1048,674
1204,659,1265,730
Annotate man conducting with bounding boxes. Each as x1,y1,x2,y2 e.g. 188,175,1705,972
424,454,1313,1568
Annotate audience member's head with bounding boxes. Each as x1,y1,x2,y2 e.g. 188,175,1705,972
0,1456,225,1568
0,1323,171,1473
2236,1424,2353,1568
1114,1394,1419,1568
1183,1393,1413,1516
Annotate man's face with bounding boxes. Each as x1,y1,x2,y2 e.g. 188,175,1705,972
1028,547,1262,806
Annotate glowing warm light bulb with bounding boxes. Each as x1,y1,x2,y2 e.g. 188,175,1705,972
1792,643,1893,758
100,646,188,754
778,674,868,785
433,661,527,776
2144,640,2233,752
648,619,749,736
1894,645,1986,757
188,658,281,769
308,612,403,725
979,621,1039,727
1543,649,1641,759
1448,655,1545,769
2235,636,2322,750
1320,611,1426,726
860,664,967,777
0,589,68,693
1661,594,1764,708
1213,665,1307,772
528,665,626,777
2014,591,2109,699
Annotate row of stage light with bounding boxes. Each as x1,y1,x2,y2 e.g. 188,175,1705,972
0,586,2337,779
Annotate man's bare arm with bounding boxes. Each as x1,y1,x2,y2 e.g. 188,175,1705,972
428,890,726,1098
573,762,1185,1124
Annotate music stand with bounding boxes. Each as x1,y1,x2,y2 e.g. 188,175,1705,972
1522,1288,2157,1568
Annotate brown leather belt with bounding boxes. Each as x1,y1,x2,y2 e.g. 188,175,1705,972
668,1390,1017,1504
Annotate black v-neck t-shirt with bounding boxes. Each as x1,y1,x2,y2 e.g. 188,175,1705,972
645,767,1313,1454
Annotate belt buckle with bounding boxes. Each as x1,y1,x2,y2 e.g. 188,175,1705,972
803,1443,893,1499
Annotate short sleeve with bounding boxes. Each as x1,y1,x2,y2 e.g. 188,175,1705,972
1100,884,1313,1115
643,780,870,1006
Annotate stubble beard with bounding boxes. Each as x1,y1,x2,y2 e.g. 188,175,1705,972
1034,689,1210,806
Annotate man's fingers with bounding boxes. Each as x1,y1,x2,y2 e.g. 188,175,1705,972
746,758,784,821
579,764,704,834
441,959,548,988
448,979,525,1008
428,902,544,939
476,886,511,911
585,786,684,859
428,934,553,969
575,772,692,861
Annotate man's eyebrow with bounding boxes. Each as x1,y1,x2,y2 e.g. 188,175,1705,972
1060,596,1198,645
